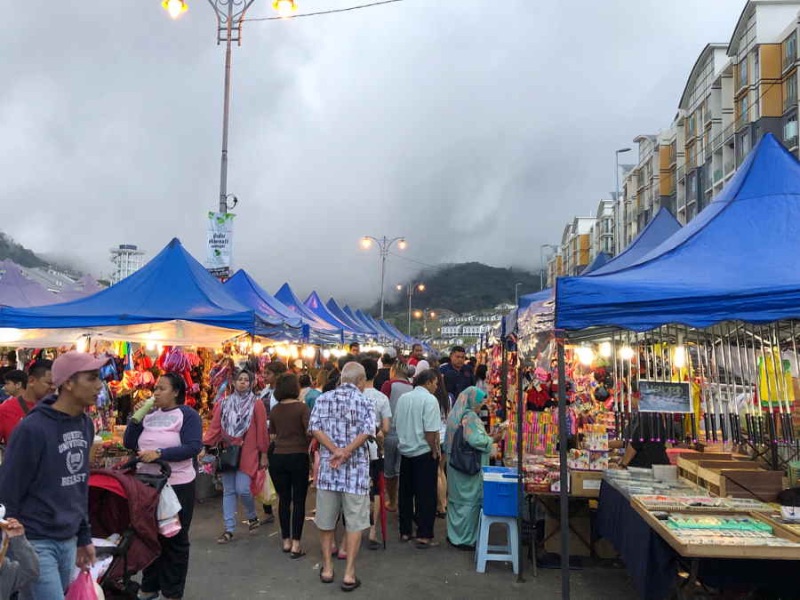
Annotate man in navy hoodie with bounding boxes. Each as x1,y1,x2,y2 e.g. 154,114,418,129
0,351,109,600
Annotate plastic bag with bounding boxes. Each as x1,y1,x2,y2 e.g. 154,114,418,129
253,469,275,505
157,484,182,538
65,571,98,600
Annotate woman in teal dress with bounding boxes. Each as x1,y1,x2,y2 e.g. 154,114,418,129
443,386,503,549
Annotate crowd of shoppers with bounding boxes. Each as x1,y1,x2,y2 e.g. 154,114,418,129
0,342,493,597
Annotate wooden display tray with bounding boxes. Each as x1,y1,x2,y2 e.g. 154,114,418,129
631,498,800,560
677,454,749,482
694,465,783,502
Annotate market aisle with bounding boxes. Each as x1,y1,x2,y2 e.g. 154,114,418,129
183,494,639,599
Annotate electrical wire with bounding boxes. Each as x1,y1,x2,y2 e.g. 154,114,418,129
388,251,438,269
245,0,404,22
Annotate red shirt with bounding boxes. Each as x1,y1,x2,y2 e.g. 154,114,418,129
408,357,419,367
0,397,35,444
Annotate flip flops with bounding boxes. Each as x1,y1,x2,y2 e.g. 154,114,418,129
319,567,335,584
341,578,362,592
290,549,306,559
368,539,382,550
415,540,439,549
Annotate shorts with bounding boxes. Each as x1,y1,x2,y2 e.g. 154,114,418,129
315,488,371,532
383,435,401,478
369,458,383,498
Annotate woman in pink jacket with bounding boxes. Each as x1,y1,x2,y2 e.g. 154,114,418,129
204,370,269,544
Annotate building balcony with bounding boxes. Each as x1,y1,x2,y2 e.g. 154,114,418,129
784,54,796,73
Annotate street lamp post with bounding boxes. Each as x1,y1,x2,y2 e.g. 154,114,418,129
414,308,435,335
361,236,407,320
397,282,424,336
615,147,632,254
514,282,522,307
539,244,559,290
162,0,298,269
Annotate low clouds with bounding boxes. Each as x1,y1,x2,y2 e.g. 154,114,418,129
1,0,743,305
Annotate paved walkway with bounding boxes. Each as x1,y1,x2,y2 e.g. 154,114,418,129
182,493,639,599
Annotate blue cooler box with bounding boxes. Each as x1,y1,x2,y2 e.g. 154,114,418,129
482,466,519,517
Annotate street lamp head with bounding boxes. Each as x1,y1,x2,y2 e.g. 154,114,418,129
162,0,188,19
360,237,372,250
616,147,632,154
273,0,298,18
397,238,407,250
414,310,423,319
417,283,426,292
396,284,403,292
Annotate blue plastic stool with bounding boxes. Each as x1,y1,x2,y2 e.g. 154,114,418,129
475,509,519,574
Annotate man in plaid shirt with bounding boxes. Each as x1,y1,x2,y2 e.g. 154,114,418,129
309,362,375,592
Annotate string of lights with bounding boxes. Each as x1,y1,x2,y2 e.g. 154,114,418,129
245,0,404,22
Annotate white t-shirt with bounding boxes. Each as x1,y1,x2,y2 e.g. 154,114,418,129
363,387,392,461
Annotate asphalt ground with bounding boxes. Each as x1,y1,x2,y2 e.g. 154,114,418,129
180,491,640,600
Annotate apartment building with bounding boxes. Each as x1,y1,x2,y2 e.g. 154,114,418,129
543,0,800,288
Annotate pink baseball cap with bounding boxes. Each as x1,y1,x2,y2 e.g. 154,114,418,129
52,351,110,387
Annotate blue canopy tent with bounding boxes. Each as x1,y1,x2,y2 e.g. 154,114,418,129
579,251,611,275
303,292,363,342
275,284,344,345
556,134,800,332
0,238,296,345
343,306,381,337
223,270,305,341
356,310,395,342
376,316,417,346
326,299,376,338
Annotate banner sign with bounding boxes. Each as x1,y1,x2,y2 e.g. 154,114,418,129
638,380,692,413
206,212,235,278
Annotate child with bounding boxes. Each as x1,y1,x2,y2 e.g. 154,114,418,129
0,517,40,600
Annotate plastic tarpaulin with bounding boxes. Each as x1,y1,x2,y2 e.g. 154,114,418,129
274,283,344,345
0,261,57,307
326,299,376,337
0,238,293,341
222,270,305,341
556,133,800,332
303,292,363,342
580,251,610,275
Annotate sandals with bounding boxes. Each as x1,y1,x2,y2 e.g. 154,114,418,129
216,531,233,544
290,549,306,559
368,539,382,550
415,540,439,549
248,518,261,532
341,578,362,592
319,567,335,584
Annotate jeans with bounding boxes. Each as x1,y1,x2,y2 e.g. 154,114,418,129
222,470,257,533
21,537,76,600
268,453,310,541
399,452,438,539
141,480,196,599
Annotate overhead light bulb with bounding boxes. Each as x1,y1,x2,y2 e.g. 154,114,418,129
619,346,635,361
599,341,612,358
360,237,372,250
273,0,297,18
322,349,331,359
673,345,687,369
397,239,407,250
302,345,316,359
75,337,89,353
575,346,595,366
162,0,188,19
252,342,264,355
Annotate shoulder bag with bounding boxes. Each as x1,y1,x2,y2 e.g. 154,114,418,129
216,441,242,473
448,422,482,476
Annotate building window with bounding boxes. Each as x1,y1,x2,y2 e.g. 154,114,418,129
785,34,797,70
739,96,748,126
739,56,748,89
785,117,799,148
786,75,798,112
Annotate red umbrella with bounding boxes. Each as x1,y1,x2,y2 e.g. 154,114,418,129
377,471,388,549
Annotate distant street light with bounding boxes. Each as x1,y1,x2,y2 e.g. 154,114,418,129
361,236,407,319
514,282,523,307
398,282,425,335
414,308,436,335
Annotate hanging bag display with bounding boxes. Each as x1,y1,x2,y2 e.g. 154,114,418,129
449,422,481,476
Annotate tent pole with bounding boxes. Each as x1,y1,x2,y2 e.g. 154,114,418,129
556,331,570,599
516,360,527,581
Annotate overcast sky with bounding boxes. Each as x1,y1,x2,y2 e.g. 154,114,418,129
2,0,746,305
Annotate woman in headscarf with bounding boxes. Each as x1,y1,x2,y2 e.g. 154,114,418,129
204,369,269,544
443,386,504,549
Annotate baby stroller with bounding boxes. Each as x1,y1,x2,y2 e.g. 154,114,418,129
88,458,171,599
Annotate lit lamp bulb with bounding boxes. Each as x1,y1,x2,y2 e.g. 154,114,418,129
619,346,635,361
673,345,687,369
302,345,316,360
252,342,264,356
360,237,372,250
397,239,407,250
162,0,188,19
75,337,89,353
273,0,297,18
322,349,331,359
575,346,595,366
418,284,426,292
599,341,612,358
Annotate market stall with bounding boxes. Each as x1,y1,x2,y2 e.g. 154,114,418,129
551,134,800,598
